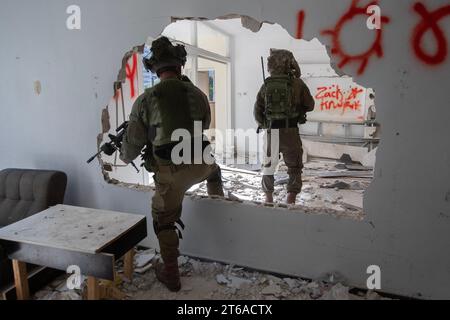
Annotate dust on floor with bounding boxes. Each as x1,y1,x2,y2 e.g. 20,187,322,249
33,248,388,301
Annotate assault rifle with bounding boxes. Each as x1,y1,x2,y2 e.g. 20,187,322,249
87,121,140,173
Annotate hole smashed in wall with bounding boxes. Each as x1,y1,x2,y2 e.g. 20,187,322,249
95,15,380,221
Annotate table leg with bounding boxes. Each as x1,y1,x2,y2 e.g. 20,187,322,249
124,249,135,280
87,276,100,300
12,260,30,300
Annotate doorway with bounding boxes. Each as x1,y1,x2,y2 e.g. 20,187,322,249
197,57,228,146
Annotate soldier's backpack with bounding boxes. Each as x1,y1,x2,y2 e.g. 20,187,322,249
263,75,300,128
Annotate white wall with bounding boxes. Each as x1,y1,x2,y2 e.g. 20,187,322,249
220,19,374,157
232,22,334,142
1,0,450,299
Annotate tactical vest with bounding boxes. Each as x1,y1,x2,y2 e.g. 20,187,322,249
148,78,205,148
263,75,300,128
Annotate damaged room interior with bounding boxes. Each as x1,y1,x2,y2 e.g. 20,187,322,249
0,0,449,303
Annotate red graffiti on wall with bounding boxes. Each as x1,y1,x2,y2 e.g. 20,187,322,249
412,2,450,66
315,85,364,114
296,10,306,39
321,0,390,75
126,53,138,98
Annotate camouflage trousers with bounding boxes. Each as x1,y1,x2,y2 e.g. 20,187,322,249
261,127,304,194
151,163,224,262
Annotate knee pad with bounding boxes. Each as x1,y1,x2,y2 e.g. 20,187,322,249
153,219,185,239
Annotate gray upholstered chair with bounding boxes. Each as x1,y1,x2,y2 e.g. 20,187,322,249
0,169,67,289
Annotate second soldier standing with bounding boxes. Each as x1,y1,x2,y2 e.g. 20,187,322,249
254,49,315,204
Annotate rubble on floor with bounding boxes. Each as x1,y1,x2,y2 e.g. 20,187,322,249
141,157,370,220
33,249,389,301
188,158,371,220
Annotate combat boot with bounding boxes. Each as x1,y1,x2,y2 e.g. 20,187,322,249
287,192,297,205
155,259,181,292
265,192,274,204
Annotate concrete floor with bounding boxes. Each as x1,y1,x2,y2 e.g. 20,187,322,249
33,248,389,300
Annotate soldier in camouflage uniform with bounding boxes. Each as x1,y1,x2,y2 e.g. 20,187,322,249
120,37,224,292
254,49,315,204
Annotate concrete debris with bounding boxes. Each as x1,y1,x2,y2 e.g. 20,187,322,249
349,181,364,190
284,278,300,289
216,274,231,285
33,252,392,301
346,164,370,171
228,192,243,202
322,181,351,190
366,291,383,300
266,275,283,284
189,259,203,273
339,154,353,165
181,286,193,292
274,173,289,186
305,281,319,289
34,289,55,300
44,291,83,300
178,256,190,266
317,171,373,179
320,283,350,300
231,267,244,272
135,263,153,274
135,249,156,268
262,283,282,296
335,163,347,170
182,158,370,221
35,277,84,300
274,178,289,185
227,275,252,289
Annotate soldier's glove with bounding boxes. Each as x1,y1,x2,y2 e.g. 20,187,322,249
100,143,116,156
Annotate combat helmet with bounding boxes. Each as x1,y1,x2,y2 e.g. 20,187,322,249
143,36,187,75
267,49,301,78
